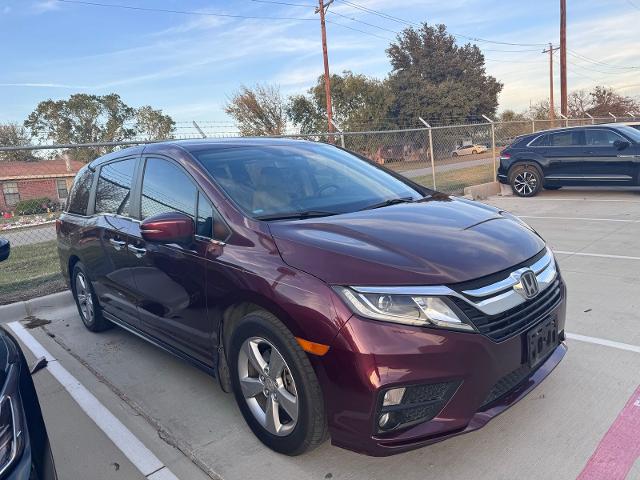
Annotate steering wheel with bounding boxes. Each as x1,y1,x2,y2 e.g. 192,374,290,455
318,184,340,197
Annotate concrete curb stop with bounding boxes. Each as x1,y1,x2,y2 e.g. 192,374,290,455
463,181,501,200
0,290,74,323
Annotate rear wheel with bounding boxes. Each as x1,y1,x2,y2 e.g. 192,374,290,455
229,310,328,455
72,262,110,332
509,164,542,197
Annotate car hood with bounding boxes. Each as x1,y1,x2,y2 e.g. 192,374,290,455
269,196,545,286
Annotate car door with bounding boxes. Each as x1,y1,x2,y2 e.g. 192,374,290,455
541,129,587,182
91,156,142,328
582,128,636,183
128,156,214,365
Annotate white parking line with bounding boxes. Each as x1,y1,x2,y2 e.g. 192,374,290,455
6,321,180,480
520,215,640,223
567,333,640,354
554,250,640,261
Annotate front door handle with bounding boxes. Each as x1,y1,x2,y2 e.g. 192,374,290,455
127,245,147,258
109,239,125,251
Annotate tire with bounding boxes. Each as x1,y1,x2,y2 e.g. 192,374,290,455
509,164,542,197
545,186,562,190
472,149,478,154
71,262,111,332
229,310,328,455
452,152,458,157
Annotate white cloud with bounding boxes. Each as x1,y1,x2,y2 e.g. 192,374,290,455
32,0,59,13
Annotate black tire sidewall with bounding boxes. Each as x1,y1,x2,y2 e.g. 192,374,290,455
509,164,542,197
71,262,108,331
228,313,322,455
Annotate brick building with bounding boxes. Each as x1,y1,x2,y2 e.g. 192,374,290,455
0,157,84,212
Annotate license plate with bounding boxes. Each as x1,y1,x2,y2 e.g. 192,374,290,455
526,317,558,368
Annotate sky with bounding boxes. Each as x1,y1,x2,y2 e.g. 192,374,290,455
1,0,640,132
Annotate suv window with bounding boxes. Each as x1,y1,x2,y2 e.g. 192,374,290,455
141,158,196,220
530,134,549,147
67,168,94,215
585,129,625,146
550,131,584,146
95,158,136,216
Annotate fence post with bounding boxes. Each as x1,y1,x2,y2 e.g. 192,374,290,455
419,117,436,190
192,121,206,138
585,113,594,124
482,115,497,181
558,113,568,128
608,112,617,122
329,119,345,148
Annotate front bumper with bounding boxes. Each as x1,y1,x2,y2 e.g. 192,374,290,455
314,294,567,456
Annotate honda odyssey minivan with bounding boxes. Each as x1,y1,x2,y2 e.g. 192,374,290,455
57,138,567,456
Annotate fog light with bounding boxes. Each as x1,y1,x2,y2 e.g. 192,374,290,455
383,387,406,406
378,413,390,428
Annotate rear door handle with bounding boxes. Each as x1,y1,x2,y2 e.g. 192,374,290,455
127,245,147,258
108,239,125,251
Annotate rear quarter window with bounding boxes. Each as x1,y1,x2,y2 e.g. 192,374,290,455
66,167,94,215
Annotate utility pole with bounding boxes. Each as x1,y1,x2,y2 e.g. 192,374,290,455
316,0,334,134
560,0,567,116
542,43,559,121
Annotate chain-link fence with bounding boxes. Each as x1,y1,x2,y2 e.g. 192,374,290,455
1,115,637,303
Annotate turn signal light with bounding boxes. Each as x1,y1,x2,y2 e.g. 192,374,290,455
295,337,330,356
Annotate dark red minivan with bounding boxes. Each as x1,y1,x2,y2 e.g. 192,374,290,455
57,139,567,456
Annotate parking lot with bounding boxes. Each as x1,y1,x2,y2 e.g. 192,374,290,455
2,187,640,480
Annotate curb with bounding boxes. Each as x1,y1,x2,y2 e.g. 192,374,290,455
463,181,501,200
0,290,73,322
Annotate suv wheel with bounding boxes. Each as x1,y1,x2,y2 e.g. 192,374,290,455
509,165,542,197
72,262,110,332
229,310,328,455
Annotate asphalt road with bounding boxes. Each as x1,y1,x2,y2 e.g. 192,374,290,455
2,187,640,480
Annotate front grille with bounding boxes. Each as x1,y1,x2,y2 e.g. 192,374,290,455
451,278,564,342
480,364,531,408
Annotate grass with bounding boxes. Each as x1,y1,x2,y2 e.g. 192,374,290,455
412,164,495,194
0,240,65,304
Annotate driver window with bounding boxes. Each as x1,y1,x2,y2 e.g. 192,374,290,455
141,158,196,220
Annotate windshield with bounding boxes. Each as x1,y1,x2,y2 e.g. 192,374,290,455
616,125,640,143
193,143,425,219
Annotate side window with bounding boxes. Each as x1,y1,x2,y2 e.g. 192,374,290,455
585,129,625,146
95,158,136,216
56,178,69,199
197,192,230,241
141,158,196,220
550,131,584,147
530,134,549,147
67,168,94,215
2,182,20,206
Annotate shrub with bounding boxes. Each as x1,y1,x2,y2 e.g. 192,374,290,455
14,197,57,216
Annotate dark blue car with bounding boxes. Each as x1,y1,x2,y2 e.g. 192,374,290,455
498,124,640,196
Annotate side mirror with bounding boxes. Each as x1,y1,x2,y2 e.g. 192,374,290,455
0,238,10,262
140,212,194,244
613,139,630,150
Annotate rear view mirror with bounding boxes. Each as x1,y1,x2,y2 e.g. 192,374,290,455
613,139,630,150
0,238,10,262
140,212,195,244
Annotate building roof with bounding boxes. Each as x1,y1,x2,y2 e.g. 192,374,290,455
0,158,84,181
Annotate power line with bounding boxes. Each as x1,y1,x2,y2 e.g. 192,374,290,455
334,0,548,47
568,49,640,70
56,0,318,21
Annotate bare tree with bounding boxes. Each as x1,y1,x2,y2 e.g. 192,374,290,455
225,84,286,136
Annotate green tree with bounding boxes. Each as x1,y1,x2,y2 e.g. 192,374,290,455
24,93,175,162
225,84,287,136
386,24,502,125
287,71,394,133
0,123,35,162
135,106,175,141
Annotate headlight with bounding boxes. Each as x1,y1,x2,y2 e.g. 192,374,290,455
334,287,474,331
0,365,25,477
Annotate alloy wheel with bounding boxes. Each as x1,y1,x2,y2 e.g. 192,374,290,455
75,271,94,324
237,337,299,437
513,171,538,196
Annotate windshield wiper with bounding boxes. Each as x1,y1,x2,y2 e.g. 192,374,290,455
360,196,415,211
255,210,339,221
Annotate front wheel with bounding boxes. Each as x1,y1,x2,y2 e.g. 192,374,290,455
229,310,328,455
509,165,542,197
